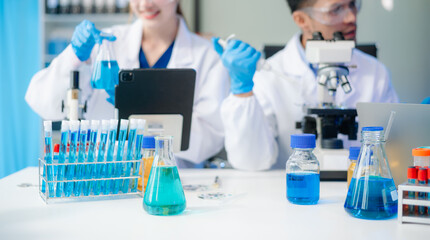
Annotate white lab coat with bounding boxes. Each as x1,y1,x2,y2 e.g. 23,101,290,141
221,33,399,171
26,17,230,166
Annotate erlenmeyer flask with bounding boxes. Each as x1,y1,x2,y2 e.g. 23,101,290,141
143,136,186,215
344,126,398,219
90,36,119,91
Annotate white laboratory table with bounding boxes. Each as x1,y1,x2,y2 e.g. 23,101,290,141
0,168,429,240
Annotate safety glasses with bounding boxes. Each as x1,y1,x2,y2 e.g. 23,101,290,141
300,0,361,25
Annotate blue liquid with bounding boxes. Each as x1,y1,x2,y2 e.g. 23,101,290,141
102,128,117,195
74,130,88,196
143,166,186,215
65,131,78,197
287,172,320,205
130,134,143,192
56,131,69,197
83,130,98,196
93,132,108,195
418,181,427,215
112,128,127,194
344,176,398,219
122,128,137,193
44,136,55,197
407,179,416,214
91,60,119,90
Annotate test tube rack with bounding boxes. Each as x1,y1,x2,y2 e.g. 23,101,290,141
38,158,143,203
398,182,430,224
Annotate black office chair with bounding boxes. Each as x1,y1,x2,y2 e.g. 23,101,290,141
263,44,377,59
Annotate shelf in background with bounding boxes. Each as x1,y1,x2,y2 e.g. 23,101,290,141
44,13,132,23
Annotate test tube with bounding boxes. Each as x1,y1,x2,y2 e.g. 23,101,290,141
93,120,109,195
74,120,90,196
130,119,145,192
112,119,129,194
407,166,417,214
417,168,428,215
43,121,55,197
83,120,100,196
56,120,69,197
102,119,118,195
64,120,80,197
122,119,138,193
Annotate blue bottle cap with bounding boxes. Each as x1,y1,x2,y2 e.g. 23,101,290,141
349,146,361,160
362,126,384,132
142,136,155,149
290,134,316,149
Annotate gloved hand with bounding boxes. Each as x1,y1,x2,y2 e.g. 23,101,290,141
422,97,430,104
71,20,116,61
212,38,261,95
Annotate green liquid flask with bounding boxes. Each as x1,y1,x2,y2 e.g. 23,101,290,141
143,136,186,216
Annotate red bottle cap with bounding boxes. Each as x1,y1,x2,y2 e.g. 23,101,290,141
418,168,428,181
54,144,60,153
428,168,430,180
407,166,417,179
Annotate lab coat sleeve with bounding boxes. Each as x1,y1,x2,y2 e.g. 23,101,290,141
25,45,93,120
175,60,230,165
221,94,278,171
377,64,399,103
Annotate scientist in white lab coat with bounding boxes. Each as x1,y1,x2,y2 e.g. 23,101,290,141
26,0,229,167
212,0,399,171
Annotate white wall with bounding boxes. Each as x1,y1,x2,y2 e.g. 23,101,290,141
198,0,430,103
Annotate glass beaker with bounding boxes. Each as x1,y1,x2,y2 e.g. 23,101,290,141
344,126,398,219
90,37,119,91
143,136,186,216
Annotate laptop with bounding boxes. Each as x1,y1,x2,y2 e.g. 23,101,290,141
356,102,430,185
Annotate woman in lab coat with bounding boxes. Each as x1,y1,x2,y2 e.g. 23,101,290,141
26,0,229,167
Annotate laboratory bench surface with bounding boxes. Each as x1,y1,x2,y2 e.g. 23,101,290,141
0,168,429,240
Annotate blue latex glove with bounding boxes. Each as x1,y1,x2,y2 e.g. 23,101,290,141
212,38,261,95
422,97,430,104
71,20,116,61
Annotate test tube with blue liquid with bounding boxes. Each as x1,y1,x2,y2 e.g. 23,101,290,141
102,119,118,195
407,166,417,214
417,168,428,215
56,120,69,197
64,120,80,197
285,134,320,205
74,120,89,196
122,119,138,193
43,121,55,197
112,119,128,194
130,119,145,192
83,120,100,196
93,120,109,195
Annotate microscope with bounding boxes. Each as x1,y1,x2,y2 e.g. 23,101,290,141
299,32,358,179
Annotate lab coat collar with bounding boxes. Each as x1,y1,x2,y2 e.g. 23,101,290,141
282,32,312,77
126,16,193,68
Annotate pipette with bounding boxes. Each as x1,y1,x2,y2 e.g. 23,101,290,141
217,34,294,83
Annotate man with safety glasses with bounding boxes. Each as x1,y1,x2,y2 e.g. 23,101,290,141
212,0,399,171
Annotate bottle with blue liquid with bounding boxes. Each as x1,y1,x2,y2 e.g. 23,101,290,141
143,136,186,216
91,36,119,91
344,126,398,219
286,134,320,205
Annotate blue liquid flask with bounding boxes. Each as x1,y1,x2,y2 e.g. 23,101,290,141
344,126,398,219
90,38,119,91
143,136,186,216
286,134,320,205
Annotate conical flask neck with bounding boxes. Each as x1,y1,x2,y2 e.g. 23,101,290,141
154,136,175,166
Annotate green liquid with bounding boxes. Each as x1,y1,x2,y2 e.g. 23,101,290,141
143,166,186,216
